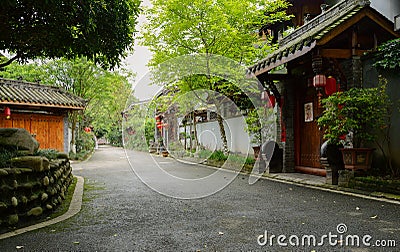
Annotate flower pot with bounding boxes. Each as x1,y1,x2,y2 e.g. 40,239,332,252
339,148,374,171
149,147,157,153
252,146,261,159
162,151,169,157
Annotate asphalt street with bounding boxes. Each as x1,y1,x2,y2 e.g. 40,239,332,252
0,145,399,251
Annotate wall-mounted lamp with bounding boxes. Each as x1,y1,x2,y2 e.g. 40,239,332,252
313,74,327,89
313,74,326,108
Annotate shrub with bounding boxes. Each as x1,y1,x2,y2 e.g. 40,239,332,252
106,125,123,147
374,38,400,71
76,131,95,154
0,147,19,168
317,87,389,148
209,150,227,162
34,149,59,160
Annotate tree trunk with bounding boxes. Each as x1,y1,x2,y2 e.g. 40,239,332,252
189,114,192,152
69,112,77,154
217,114,228,154
193,111,198,150
183,122,187,150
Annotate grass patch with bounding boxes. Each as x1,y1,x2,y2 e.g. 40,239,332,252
69,149,94,161
48,177,77,219
349,176,400,195
194,149,256,173
82,178,106,203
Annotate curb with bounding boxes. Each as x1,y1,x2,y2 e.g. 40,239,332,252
259,174,400,205
166,155,400,205
0,175,84,240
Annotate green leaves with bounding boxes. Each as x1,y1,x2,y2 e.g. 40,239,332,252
374,38,400,71
2,57,132,146
0,0,140,69
317,86,390,147
141,0,292,66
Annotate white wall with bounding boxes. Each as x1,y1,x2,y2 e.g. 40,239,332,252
194,116,252,155
325,0,400,22
370,0,400,22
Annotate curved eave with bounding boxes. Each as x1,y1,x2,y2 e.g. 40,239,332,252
0,101,85,110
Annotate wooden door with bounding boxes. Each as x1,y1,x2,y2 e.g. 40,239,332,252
0,113,65,151
295,87,323,169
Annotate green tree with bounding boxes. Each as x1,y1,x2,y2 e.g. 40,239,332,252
45,58,133,148
0,61,46,81
85,71,133,146
0,0,140,69
1,57,133,151
141,0,291,153
142,0,290,65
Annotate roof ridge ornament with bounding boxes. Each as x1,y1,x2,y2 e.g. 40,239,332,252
279,0,371,46
357,0,371,7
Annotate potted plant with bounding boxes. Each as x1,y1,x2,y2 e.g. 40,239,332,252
245,109,262,158
245,107,276,159
317,86,389,171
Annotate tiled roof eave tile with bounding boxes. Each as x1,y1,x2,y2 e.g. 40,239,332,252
250,6,363,71
0,78,86,109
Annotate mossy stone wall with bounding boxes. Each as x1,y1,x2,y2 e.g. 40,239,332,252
0,156,72,227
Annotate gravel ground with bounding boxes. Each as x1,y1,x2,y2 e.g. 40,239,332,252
0,145,399,251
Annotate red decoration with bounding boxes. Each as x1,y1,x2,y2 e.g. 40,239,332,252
4,107,11,119
84,127,91,133
325,76,337,96
267,93,276,108
281,122,286,143
313,74,327,88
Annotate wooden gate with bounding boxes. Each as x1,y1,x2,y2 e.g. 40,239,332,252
295,86,325,175
0,113,65,151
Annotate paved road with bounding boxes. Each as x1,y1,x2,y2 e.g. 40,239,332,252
0,146,399,251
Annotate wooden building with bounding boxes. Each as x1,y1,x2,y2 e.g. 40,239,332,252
0,78,85,152
249,0,399,176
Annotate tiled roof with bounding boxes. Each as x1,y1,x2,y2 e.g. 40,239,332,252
0,78,86,110
248,0,372,76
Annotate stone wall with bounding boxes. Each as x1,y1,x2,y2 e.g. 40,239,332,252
0,154,73,227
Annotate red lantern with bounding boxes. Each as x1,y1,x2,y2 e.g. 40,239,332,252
4,107,11,119
325,76,337,96
313,74,327,88
267,93,276,108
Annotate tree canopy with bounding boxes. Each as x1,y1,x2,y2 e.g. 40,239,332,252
0,0,140,69
141,0,291,152
141,0,291,66
1,58,133,148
